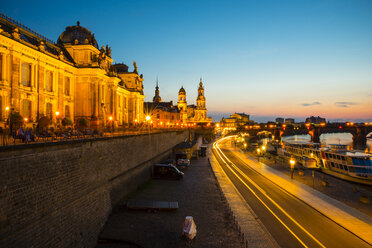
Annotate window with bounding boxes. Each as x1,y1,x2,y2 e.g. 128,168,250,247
65,105,70,118
45,71,53,92
21,63,31,87
64,77,70,96
46,103,52,119
22,99,31,118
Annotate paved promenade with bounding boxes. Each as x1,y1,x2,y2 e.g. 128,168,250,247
96,154,245,248
232,149,372,245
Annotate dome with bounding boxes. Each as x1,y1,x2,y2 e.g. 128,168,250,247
179,86,186,94
57,21,98,49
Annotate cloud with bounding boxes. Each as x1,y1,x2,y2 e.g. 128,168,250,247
335,102,358,108
301,101,321,107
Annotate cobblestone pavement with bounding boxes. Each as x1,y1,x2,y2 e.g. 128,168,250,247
96,155,245,248
253,153,372,217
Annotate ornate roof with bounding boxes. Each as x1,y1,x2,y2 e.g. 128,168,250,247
57,21,98,49
179,86,186,94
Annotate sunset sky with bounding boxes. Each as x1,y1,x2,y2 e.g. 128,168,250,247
3,0,372,122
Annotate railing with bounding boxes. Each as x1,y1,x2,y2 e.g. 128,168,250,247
0,127,189,148
0,12,55,44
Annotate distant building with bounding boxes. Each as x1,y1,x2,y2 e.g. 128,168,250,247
146,78,212,127
305,116,326,124
177,78,212,124
220,112,252,130
275,117,284,124
285,118,295,124
145,81,180,127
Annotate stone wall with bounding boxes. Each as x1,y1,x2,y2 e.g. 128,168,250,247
0,131,187,247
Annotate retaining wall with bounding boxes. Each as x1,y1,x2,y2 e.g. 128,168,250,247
0,131,187,247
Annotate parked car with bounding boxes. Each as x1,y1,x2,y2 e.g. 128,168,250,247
152,164,184,180
176,153,191,167
162,158,176,166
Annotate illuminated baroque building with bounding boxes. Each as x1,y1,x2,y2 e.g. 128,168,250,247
145,78,211,127
178,78,212,124
0,14,144,128
220,113,252,130
144,79,180,127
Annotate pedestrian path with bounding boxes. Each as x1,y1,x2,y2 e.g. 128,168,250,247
231,147,372,245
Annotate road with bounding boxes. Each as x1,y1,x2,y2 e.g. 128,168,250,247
213,136,371,248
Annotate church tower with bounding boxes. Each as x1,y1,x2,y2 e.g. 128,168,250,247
195,78,207,121
177,86,188,123
152,78,162,103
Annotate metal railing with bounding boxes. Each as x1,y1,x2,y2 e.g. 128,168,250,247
0,12,55,44
0,127,188,148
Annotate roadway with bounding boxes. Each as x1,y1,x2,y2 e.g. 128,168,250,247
213,136,371,248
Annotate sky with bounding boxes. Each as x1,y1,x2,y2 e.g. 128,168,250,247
2,0,372,122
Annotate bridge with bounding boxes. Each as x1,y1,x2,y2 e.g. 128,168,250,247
237,123,372,149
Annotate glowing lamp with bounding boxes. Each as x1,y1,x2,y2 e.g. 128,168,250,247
24,117,28,122
109,116,113,121
56,111,60,116
5,106,9,111
145,115,151,121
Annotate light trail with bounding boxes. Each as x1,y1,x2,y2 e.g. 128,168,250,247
213,136,326,248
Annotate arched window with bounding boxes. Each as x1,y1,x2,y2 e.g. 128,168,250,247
45,71,53,92
22,99,31,118
64,77,70,96
46,103,52,119
21,63,31,87
65,105,70,118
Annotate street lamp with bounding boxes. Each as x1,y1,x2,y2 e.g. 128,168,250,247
290,157,296,179
145,115,151,122
56,111,60,129
257,148,261,162
5,106,10,128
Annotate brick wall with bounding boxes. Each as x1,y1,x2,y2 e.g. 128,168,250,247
0,131,187,247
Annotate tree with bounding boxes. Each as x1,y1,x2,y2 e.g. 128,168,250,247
9,111,23,133
37,116,51,130
78,118,89,130
61,117,73,127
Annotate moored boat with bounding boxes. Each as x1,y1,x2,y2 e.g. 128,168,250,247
278,141,372,185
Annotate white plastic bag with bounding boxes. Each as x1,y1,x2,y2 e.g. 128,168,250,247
183,216,197,240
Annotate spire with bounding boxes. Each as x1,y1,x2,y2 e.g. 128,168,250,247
153,77,161,102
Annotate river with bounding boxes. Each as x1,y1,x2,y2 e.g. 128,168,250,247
282,132,372,150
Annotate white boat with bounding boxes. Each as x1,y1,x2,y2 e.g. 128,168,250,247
279,141,372,185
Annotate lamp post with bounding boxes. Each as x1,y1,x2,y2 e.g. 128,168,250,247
5,106,9,129
290,157,296,180
108,116,113,133
145,115,151,135
257,148,261,162
55,111,60,129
